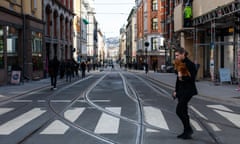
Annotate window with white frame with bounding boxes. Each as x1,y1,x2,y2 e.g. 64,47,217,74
152,18,158,30
151,37,158,50
152,0,158,11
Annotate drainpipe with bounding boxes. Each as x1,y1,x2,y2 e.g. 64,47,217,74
21,0,26,84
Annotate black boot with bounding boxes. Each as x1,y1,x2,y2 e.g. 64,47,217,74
178,127,193,139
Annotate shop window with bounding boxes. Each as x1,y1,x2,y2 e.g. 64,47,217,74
32,32,43,71
6,26,19,72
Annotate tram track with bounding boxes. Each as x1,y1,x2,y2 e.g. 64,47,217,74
132,72,232,144
6,70,238,144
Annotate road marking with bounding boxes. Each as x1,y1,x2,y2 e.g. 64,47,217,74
143,106,169,132
50,100,72,103
40,107,85,135
0,94,5,98
190,119,203,131
214,109,240,128
12,100,33,103
207,122,221,131
207,105,233,112
77,100,111,103
0,108,46,135
190,106,208,120
94,107,121,134
37,100,46,103
190,105,221,131
0,108,14,116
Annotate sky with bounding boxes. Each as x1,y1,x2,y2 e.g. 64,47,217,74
94,0,135,38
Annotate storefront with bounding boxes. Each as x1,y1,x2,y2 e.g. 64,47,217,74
0,8,44,84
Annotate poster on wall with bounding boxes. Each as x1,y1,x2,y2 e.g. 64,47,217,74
11,71,21,84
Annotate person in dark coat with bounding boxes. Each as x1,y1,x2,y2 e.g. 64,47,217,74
172,47,198,139
65,60,72,82
80,60,86,78
145,63,148,74
48,56,60,90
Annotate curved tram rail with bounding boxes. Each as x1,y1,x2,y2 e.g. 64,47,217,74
133,72,240,144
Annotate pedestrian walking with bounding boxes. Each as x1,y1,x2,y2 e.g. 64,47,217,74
80,60,86,78
172,47,198,139
59,60,65,79
48,56,60,90
145,63,148,74
65,60,72,82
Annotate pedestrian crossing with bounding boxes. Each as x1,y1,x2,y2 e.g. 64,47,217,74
0,104,239,136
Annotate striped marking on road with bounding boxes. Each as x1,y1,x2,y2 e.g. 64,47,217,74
207,122,221,131
77,99,111,103
207,105,233,112
190,105,221,131
0,94,5,98
94,107,121,134
40,107,85,135
143,106,169,132
11,99,111,103
0,108,14,116
12,100,33,103
213,109,240,128
190,119,203,131
190,106,208,120
0,108,46,135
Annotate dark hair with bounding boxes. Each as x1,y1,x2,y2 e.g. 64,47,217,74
175,47,188,56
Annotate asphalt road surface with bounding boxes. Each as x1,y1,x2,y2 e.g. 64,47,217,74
0,68,240,144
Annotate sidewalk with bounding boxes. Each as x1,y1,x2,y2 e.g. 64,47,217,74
0,71,98,102
0,78,52,101
144,71,240,106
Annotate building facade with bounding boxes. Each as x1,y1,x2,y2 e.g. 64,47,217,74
97,29,105,66
136,0,169,71
0,0,44,84
119,27,126,66
43,0,74,72
174,0,239,81
126,8,137,67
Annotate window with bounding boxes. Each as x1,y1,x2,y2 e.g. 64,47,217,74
152,0,158,11
6,27,18,54
32,32,42,54
31,0,37,12
151,37,158,50
32,32,43,71
152,18,158,30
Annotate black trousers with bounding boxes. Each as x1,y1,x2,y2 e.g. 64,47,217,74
51,75,57,88
176,95,193,132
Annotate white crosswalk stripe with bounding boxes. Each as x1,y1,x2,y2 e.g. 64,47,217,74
143,106,169,132
190,119,203,131
190,105,221,131
40,107,85,135
94,107,121,134
213,109,240,128
0,108,14,116
207,104,240,128
0,108,46,135
0,104,238,135
207,105,233,112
